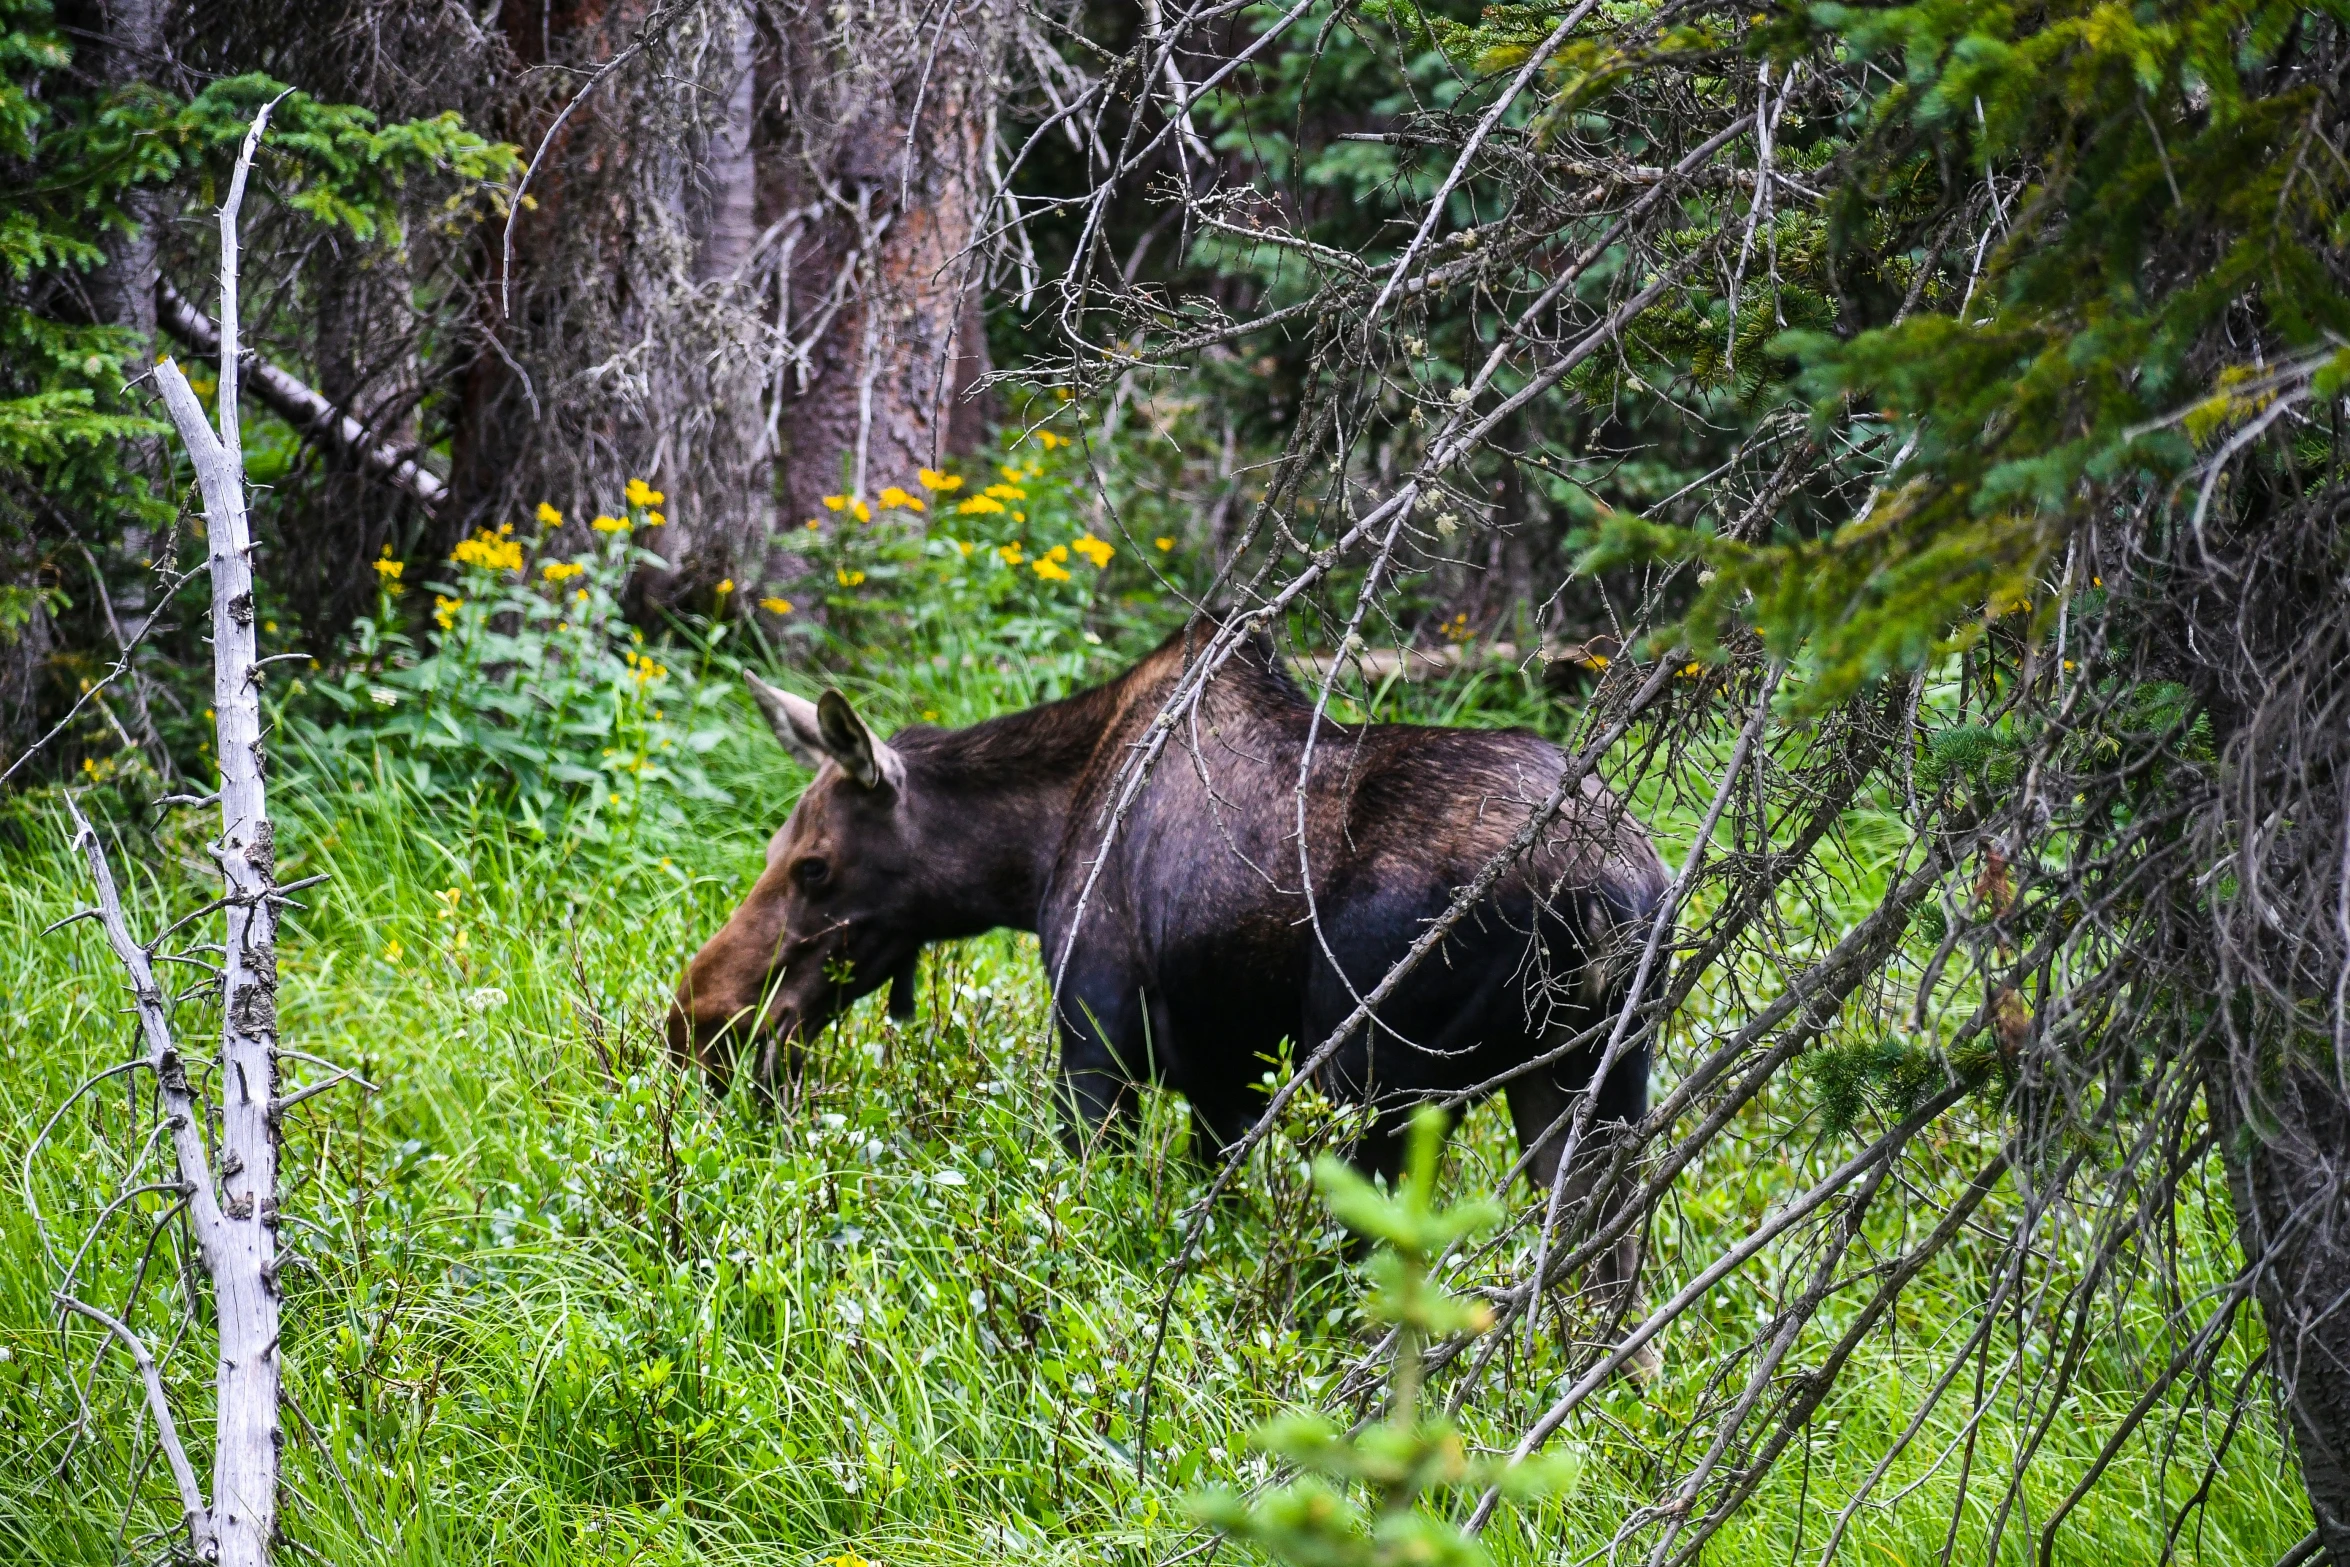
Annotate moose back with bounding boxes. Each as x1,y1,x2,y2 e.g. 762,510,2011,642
668,626,1667,1193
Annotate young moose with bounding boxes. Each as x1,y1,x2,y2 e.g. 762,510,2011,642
669,626,1668,1219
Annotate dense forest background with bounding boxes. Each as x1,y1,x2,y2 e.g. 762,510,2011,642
3,0,2348,1561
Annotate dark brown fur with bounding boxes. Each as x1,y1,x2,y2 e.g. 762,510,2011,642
670,626,1668,1196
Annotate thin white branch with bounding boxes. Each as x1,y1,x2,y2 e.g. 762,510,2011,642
55,1295,213,1555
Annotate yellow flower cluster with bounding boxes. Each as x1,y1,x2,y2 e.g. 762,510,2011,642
997,543,1024,566
434,594,462,630
1070,533,1113,568
957,494,1006,516
591,514,629,534
625,478,665,509
917,468,963,492
373,549,405,587
541,560,584,583
453,525,523,573
875,486,926,513
1154,536,1175,552
715,578,735,599
984,481,1027,501
1438,612,1473,644
624,648,668,687
536,501,563,527
759,596,794,615
1032,543,1072,581
823,493,873,522
836,567,867,587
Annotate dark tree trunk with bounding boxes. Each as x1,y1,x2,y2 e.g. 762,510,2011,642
2210,1060,2350,1561
758,0,1007,557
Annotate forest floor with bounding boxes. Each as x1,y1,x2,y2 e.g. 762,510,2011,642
0,652,2318,1565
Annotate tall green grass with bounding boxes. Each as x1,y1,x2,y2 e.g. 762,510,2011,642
0,655,2315,1564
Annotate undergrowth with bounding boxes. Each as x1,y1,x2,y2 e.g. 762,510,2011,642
0,580,2317,1563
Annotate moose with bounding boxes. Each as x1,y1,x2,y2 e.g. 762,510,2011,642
669,624,1668,1227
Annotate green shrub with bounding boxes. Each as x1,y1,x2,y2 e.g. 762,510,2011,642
287,486,742,839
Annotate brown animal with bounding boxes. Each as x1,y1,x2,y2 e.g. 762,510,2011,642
669,625,1668,1204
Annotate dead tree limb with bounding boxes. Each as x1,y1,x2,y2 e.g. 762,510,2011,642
156,277,445,512
36,95,306,1567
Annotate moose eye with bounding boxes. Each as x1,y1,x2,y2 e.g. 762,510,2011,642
793,857,831,892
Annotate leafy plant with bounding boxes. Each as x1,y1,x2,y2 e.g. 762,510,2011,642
288,489,739,838
1189,1106,1577,1566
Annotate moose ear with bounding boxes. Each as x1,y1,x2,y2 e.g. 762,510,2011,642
743,671,828,770
815,689,905,792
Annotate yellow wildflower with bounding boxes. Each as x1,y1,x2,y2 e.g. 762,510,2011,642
541,560,584,583
1154,536,1175,551
592,514,629,533
453,529,525,573
759,596,794,615
625,649,669,685
625,477,665,508
1045,544,1070,563
434,594,462,630
823,494,848,511
715,578,735,599
535,501,563,527
958,494,1006,516
1036,430,1061,450
997,543,1025,565
382,940,402,964
646,509,666,528
955,540,973,557
1070,534,1113,568
876,485,926,512
917,467,963,492
836,567,867,587
1032,556,1071,582
983,482,1027,502
373,550,405,584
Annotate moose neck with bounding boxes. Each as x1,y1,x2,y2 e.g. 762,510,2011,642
897,666,1145,938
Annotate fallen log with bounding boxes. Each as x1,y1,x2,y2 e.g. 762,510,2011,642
156,277,446,511
1286,638,1612,688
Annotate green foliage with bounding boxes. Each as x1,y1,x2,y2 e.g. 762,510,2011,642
0,0,517,641
1189,1107,1575,1567
1572,0,2349,709
809,421,1198,687
1805,1033,1945,1135
0,687,2316,1561
288,494,743,839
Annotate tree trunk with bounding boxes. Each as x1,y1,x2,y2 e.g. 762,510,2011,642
445,0,1004,604
2210,1058,2350,1561
769,0,1004,539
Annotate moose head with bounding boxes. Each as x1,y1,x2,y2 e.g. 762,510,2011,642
665,673,932,1092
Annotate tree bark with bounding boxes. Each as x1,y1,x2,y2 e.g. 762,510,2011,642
2210,1059,2350,1562
769,0,1005,537
151,102,285,1564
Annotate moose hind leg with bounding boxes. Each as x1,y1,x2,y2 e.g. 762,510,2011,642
1506,1043,1653,1370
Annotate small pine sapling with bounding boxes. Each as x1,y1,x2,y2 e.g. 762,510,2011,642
1189,1106,1578,1565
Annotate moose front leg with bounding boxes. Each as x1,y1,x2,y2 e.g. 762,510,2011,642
1049,973,1151,1157
1057,1057,1141,1156
885,952,920,1019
